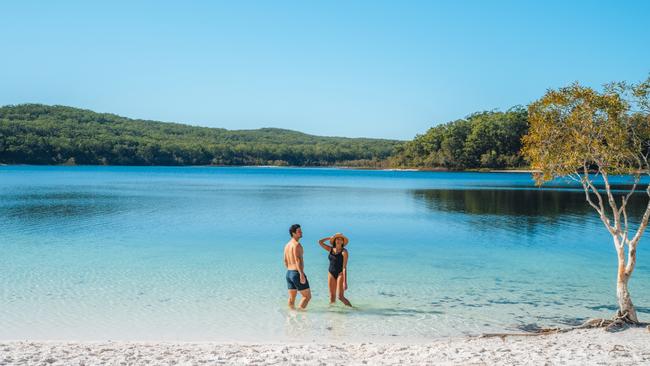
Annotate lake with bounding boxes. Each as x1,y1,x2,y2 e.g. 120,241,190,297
1,166,648,342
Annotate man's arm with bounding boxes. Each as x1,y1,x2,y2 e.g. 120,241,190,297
293,244,306,284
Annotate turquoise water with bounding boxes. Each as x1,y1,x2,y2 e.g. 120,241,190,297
1,166,649,342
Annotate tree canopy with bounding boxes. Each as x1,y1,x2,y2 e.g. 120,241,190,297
522,82,650,182
390,107,528,170
0,104,401,166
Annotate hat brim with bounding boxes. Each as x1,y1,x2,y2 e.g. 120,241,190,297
329,233,349,246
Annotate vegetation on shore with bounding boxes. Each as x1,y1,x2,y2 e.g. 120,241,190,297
5,95,643,172
389,107,529,170
0,104,400,166
0,104,533,169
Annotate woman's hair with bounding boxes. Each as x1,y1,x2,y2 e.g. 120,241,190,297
334,236,344,250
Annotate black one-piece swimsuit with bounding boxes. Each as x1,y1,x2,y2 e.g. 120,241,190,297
328,249,344,279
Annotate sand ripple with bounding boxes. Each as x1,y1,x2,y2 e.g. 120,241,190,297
1,328,649,365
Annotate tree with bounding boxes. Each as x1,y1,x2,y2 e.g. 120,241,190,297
522,77,650,324
390,108,528,170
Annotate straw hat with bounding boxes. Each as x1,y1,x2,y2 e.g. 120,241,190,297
329,233,349,246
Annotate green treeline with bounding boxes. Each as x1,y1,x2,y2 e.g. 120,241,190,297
0,104,532,169
390,107,529,169
0,104,401,166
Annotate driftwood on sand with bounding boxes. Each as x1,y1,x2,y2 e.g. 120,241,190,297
481,312,650,339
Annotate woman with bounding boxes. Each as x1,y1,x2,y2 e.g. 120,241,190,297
318,233,352,307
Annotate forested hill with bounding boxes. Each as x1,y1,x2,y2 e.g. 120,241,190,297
0,104,402,166
389,107,529,170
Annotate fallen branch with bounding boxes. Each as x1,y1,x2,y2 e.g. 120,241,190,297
480,313,649,339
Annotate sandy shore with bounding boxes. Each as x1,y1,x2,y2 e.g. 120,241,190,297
2,328,649,365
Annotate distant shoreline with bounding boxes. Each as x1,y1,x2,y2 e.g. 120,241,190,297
0,163,535,173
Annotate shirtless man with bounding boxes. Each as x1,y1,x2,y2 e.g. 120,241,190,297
284,224,311,310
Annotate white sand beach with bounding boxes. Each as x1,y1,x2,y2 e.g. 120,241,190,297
2,328,649,365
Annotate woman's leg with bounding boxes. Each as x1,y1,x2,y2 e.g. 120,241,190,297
328,273,337,304
336,275,352,307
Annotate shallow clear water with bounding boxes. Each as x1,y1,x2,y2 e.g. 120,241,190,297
1,166,649,342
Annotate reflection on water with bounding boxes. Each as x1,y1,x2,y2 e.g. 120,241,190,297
1,191,128,220
412,188,649,223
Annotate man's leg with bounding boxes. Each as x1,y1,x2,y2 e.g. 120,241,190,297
298,288,311,309
288,290,297,309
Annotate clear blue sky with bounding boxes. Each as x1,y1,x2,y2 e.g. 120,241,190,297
1,1,648,140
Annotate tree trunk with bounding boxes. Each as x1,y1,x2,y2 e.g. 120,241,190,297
616,257,639,323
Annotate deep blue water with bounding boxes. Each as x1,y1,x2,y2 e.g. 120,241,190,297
0,166,648,341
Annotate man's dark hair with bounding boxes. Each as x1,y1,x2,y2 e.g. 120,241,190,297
289,224,301,237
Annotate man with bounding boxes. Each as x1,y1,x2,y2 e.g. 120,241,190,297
284,224,311,309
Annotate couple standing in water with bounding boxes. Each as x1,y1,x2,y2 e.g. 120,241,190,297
283,224,352,310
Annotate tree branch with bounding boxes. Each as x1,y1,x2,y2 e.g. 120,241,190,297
581,165,615,235
622,201,630,244
625,185,649,277
629,185,650,248
601,170,621,234
618,175,639,243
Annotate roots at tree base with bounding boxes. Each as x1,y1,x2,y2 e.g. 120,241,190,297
481,311,649,339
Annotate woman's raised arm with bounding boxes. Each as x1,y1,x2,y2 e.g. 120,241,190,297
317,237,332,252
